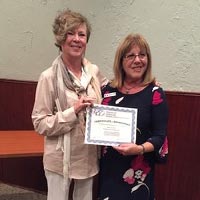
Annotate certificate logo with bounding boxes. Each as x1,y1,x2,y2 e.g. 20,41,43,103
92,108,105,116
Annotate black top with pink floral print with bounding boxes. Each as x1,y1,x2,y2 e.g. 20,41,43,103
98,83,168,200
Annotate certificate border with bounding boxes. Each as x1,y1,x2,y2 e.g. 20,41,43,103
85,104,137,146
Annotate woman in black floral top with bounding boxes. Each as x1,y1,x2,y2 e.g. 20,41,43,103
98,33,168,200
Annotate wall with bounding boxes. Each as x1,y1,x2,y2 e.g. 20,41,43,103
0,0,200,92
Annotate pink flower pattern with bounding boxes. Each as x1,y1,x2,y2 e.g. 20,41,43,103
152,91,163,105
159,137,168,157
124,176,135,184
123,156,151,184
102,91,111,105
131,156,151,178
122,155,151,194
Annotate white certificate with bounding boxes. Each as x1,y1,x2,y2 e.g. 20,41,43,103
84,104,137,146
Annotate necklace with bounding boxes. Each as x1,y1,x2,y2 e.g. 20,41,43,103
123,82,142,94
123,85,135,94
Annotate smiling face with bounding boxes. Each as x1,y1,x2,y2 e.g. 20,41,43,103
122,45,148,83
61,23,87,60
111,33,154,89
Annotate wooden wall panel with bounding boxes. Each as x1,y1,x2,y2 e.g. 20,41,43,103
0,79,46,192
0,79,36,130
0,79,200,199
155,91,200,200
0,157,47,192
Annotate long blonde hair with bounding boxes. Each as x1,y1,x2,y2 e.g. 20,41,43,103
111,33,155,88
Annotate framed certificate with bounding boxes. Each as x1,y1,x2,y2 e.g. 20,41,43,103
84,104,137,146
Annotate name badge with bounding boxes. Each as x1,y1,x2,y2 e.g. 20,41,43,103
104,92,116,98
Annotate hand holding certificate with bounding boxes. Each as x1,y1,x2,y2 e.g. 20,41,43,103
84,104,137,146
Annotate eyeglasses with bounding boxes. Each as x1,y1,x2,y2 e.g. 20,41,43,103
124,53,147,61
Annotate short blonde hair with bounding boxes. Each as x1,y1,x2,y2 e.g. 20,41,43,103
52,9,91,49
111,33,155,88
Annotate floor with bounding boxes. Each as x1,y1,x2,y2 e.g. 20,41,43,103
0,182,47,200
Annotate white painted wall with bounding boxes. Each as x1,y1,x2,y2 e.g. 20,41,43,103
0,0,200,92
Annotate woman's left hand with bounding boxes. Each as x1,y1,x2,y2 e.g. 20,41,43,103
74,96,96,114
113,143,142,156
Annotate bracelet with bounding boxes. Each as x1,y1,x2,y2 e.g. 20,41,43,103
140,144,145,155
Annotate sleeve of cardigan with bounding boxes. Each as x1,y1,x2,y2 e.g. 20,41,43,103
31,71,77,137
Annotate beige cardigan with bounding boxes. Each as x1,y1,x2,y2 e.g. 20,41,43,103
32,55,108,179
